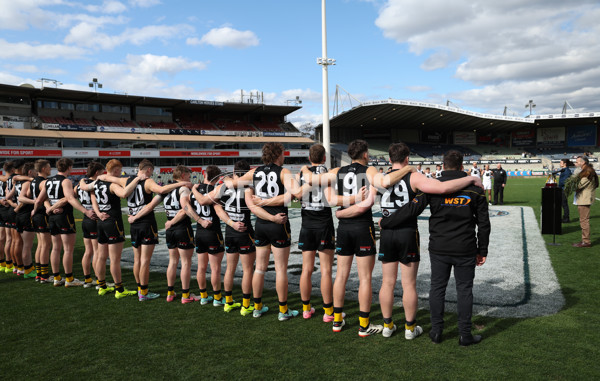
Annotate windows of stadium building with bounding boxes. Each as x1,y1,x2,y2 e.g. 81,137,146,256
101,104,130,114
75,103,100,112
136,106,172,117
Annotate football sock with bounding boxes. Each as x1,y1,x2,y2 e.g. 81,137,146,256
254,297,263,311
333,307,343,323
98,279,107,289
383,317,394,329
41,264,49,278
24,264,34,274
53,273,62,281
182,289,190,299
302,300,311,312
359,311,370,329
279,301,288,314
242,293,251,308
323,302,334,316
405,320,416,331
214,290,222,301
167,286,175,297
65,273,74,282
225,290,233,305
199,288,208,299
84,274,92,284
140,285,148,296
115,282,124,293
5,260,13,269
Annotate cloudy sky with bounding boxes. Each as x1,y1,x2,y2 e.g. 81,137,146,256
1,0,599,126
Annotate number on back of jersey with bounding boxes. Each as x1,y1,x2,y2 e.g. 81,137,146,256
380,180,409,217
255,171,280,199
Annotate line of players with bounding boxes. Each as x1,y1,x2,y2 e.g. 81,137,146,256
0,140,482,338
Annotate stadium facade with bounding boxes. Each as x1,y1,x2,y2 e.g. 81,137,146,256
0,83,312,176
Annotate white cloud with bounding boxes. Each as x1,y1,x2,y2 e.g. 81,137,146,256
84,1,127,14
0,38,87,60
374,0,600,113
0,0,70,30
89,54,207,95
129,0,161,7
65,23,193,50
194,27,259,49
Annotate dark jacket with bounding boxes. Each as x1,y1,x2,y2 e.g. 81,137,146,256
380,170,491,257
492,168,507,186
554,167,572,189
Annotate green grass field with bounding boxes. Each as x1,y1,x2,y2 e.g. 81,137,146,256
1,177,599,380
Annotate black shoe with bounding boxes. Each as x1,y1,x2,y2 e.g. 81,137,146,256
429,331,442,344
459,334,482,346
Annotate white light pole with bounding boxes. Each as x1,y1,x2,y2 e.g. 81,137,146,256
318,0,335,168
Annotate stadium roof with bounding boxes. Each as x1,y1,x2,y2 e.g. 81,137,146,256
320,99,600,134
0,83,300,117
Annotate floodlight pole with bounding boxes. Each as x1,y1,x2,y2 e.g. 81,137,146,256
318,0,334,169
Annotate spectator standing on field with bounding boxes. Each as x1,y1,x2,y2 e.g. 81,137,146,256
492,164,507,205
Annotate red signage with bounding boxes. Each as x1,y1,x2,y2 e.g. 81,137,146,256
0,149,62,157
159,151,239,157
99,150,131,157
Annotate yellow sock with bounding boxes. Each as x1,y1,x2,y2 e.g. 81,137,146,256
255,301,263,311
54,275,62,281
140,288,148,296
25,267,34,274
334,312,343,323
324,306,334,316
279,304,288,314
242,297,251,309
167,290,175,296
405,322,416,332
214,291,222,300
200,290,208,299
359,316,370,329
66,275,74,282
225,294,233,304
6,263,13,269
18,265,24,272
384,320,395,330
303,303,311,312
182,291,190,299
84,278,93,284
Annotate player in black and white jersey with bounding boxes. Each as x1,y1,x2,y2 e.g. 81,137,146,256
33,158,95,287
162,165,203,304
482,164,493,204
0,161,17,274
469,162,481,178
29,160,53,283
189,165,227,308
245,142,301,321
3,161,25,275
13,162,37,279
0,164,9,274
424,167,433,178
296,144,336,321
91,159,141,298
125,159,190,302
75,161,103,288
435,164,443,179
345,143,481,339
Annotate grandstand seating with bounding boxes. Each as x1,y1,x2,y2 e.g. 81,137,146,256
253,121,283,132
216,120,256,132
94,119,138,128
178,119,219,130
137,121,179,129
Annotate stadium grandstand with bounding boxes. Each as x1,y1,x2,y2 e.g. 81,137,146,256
0,83,312,176
317,99,600,175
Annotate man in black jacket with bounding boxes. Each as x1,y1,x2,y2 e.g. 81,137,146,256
381,150,490,346
492,163,507,205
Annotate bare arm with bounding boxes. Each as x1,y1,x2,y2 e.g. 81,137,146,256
18,181,34,205
165,209,188,230
181,188,212,229
411,172,482,194
224,168,256,189
146,178,192,195
128,195,163,224
300,166,339,186
90,191,108,221
214,203,246,232
371,165,415,190
191,183,223,206
335,185,376,219
32,180,48,213
64,179,95,218
245,187,287,224
324,185,367,208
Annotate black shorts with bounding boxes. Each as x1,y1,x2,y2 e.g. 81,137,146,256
166,224,194,250
97,216,125,244
0,207,9,227
15,212,34,233
130,220,159,248
5,208,16,229
82,217,98,240
298,222,335,252
254,220,291,248
378,228,420,264
49,213,76,235
195,228,225,254
32,213,49,233
335,222,377,257
225,231,256,255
